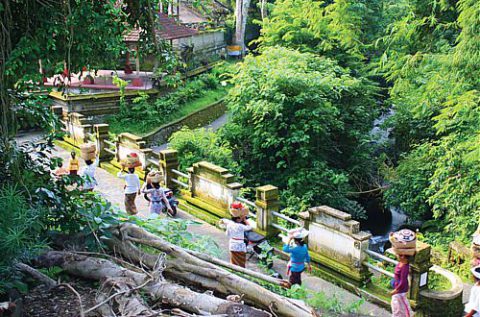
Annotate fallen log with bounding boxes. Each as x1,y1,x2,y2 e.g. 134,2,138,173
114,223,315,317
15,263,57,289
36,251,271,317
185,249,290,288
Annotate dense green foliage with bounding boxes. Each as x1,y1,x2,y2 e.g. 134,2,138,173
220,47,378,218
109,72,227,135
169,127,238,172
381,0,480,244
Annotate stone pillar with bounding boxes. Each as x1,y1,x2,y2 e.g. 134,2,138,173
409,241,432,301
94,124,111,162
159,149,179,190
255,185,280,238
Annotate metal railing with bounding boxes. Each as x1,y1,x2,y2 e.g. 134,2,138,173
272,210,300,226
148,158,160,167
234,196,257,219
271,222,288,233
363,249,398,279
171,168,189,189
172,169,189,179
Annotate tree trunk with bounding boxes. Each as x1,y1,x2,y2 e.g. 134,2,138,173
234,0,251,56
35,251,270,317
112,223,315,317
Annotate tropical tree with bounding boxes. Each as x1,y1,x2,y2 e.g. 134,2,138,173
221,47,378,218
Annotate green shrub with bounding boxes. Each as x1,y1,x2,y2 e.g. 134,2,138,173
168,127,238,173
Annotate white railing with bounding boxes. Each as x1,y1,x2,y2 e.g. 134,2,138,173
363,249,398,279
171,168,190,189
234,196,257,219
104,139,116,147
148,158,160,167
271,223,288,233
363,262,394,278
172,169,189,179
104,148,116,155
172,178,189,188
272,210,300,226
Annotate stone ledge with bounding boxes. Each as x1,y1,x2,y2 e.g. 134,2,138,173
310,205,352,221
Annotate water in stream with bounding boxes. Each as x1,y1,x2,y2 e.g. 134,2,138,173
361,107,407,252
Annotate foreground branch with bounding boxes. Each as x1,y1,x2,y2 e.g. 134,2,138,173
113,223,315,317
35,251,270,316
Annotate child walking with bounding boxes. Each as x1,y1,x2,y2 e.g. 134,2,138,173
283,228,311,286
220,202,252,268
117,167,141,215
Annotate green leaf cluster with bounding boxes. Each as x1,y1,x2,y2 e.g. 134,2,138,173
221,47,378,218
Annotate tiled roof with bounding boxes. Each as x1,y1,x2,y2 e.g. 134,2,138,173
124,13,198,42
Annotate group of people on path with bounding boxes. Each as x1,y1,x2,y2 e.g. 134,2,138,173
54,151,98,191
220,202,311,287
116,167,173,216
55,151,480,317
54,150,174,216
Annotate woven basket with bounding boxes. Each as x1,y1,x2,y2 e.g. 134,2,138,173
80,143,96,161
123,153,141,169
393,248,416,256
472,244,480,258
389,229,417,249
146,171,162,184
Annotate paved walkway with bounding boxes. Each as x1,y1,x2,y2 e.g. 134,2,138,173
51,145,390,317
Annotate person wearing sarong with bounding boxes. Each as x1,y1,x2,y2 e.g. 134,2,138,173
68,151,79,176
220,202,251,268
142,181,172,215
465,265,480,317
391,253,414,317
283,229,311,286
117,167,141,215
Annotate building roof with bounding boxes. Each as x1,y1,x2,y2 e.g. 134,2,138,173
124,13,198,43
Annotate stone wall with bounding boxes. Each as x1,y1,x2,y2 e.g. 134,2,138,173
184,161,242,219
173,30,226,58
143,99,226,146
50,90,158,118
299,206,371,282
419,265,464,316
116,133,153,169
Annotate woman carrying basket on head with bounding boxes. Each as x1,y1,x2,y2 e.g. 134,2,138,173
390,229,415,317
283,228,311,286
142,170,173,216
219,202,252,268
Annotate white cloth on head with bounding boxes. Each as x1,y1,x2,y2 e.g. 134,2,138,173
474,235,480,246
117,172,141,194
465,284,480,317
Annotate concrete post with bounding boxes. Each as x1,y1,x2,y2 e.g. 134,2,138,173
94,124,111,162
159,149,179,190
409,241,432,301
255,185,280,238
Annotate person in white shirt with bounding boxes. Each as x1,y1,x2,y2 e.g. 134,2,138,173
220,202,252,268
465,265,480,317
117,167,141,215
80,156,99,192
